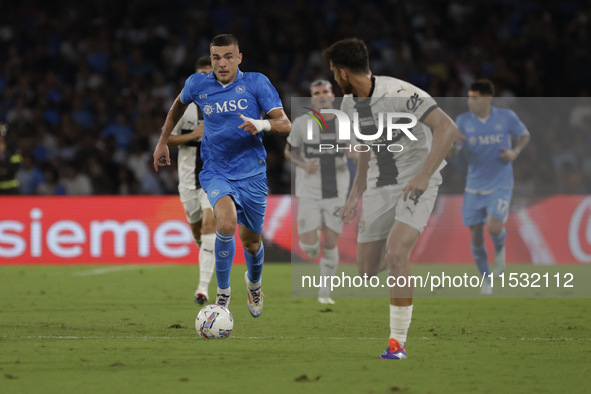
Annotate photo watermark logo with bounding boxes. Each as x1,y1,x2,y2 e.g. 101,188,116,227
304,108,418,153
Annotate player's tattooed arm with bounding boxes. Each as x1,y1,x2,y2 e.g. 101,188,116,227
500,130,530,162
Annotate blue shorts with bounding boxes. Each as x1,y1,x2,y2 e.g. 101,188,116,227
462,188,513,227
199,172,268,234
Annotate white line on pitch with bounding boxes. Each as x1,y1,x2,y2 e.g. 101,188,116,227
72,265,163,276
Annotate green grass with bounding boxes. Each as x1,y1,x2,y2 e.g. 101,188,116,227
0,264,589,394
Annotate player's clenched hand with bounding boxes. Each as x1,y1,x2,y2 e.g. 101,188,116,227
153,142,170,172
403,172,430,201
499,147,518,162
340,197,359,224
238,113,271,135
302,159,319,174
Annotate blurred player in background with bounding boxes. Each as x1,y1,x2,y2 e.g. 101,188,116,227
0,123,21,195
154,34,291,318
166,56,215,305
285,79,353,305
324,38,457,359
452,79,530,294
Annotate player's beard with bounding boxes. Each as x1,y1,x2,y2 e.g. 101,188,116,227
340,80,354,95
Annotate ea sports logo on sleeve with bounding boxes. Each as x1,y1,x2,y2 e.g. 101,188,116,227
304,108,418,153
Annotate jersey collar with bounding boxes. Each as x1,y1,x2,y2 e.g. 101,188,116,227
472,106,496,122
368,75,376,97
352,76,376,105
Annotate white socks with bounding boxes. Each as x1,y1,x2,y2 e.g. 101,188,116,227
389,304,413,345
319,247,338,298
299,239,320,259
198,233,215,292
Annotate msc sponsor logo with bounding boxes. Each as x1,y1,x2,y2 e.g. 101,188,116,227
469,134,504,145
203,99,249,116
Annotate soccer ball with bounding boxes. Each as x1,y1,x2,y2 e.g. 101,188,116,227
195,304,233,339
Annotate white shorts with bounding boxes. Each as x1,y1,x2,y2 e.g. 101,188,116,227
357,178,441,243
297,196,346,235
180,188,212,224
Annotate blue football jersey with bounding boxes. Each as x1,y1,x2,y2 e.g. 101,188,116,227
455,107,527,192
180,69,283,180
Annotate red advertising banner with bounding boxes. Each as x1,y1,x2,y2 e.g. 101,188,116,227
1,195,589,265
293,195,591,265
412,195,591,264
0,196,288,264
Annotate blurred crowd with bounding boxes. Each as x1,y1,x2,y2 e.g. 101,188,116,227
1,0,590,196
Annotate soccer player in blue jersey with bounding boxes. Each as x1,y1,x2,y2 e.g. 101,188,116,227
153,34,291,317
453,80,530,294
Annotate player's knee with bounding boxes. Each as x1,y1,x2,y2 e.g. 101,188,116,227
487,220,504,236
383,245,408,268
242,238,261,254
216,216,237,234
357,258,382,277
323,238,338,250
358,264,379,278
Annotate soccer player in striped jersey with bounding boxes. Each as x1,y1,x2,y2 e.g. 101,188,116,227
324,38,457,359
167,56,215,305
452,79,530,294
285,79,354,304
154,34,291,318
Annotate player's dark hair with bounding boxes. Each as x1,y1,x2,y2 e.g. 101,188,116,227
323,38,370,74
210,34,239,49
195,56,211,70
470,79,495,96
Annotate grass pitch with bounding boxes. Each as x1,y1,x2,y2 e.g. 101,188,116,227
0,264,588,394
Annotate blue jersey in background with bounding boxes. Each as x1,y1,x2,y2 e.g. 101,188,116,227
455,107,527,192
180,69,283,180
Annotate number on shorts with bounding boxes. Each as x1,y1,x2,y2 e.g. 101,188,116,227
497,198,509,215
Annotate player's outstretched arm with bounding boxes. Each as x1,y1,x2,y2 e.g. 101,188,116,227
403,107,457,201
238,108,291,135
167,124,204,148
341,150,369,224
499,130,530,162
153,95,188,171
